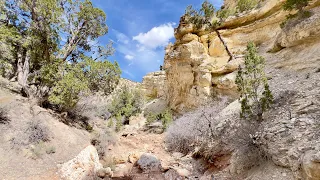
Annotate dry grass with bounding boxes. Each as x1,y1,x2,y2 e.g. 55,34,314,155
166,96,269,171
26,120,50,144
165,97,230,155
0,106,10,124
91,130,117,159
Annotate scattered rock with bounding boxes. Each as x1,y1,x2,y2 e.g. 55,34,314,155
164,169,184,180
136,153,162,173
175,168,191,177
96,167,113,178
128,152,143,164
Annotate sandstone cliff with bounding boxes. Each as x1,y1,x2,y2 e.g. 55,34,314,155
159,0,320,112
142,71,166,99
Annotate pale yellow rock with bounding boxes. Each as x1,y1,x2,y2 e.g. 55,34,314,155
212,71,237,89
275,7,320,49
181,33,199,44
211,58,243,75
208,34,228,57
59,145,103,180
113,155,127,164
302,151,320,180
142,71,166,99
199,72,212,87
128,152,144,164
174,22,195,39
157,0,320,113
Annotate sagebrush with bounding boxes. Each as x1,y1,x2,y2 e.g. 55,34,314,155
166,97,229,155
0,107,10,124
26,120,50,144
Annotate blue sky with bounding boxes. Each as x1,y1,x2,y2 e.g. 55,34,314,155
92,0,224,82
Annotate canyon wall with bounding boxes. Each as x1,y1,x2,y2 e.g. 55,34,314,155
142,0,320,112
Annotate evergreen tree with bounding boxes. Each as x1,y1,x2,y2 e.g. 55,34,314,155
184,0,216,29
0,0,121,110
235,42,273,121
283,0,311,12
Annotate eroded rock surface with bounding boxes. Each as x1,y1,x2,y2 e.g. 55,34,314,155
59,145,103,180
142,71,166,99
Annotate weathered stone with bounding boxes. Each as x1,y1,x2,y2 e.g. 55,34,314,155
302,151,320,180
275,7,320,49
208,33,228,57
59,145,103,180
128,152,143,164
136,153,162,173
96,167,113,178
212,71,237,89
142,71,166,99
181,33,199,44
164,169,184,180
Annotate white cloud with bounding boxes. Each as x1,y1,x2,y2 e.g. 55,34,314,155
122,70,135,78
132,23,175,49
125,54,134,60
113,29,130,44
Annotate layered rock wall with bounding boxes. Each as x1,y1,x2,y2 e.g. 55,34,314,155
142,71,166,99
162,0,320,112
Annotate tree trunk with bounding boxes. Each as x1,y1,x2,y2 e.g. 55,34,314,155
17,48,31,97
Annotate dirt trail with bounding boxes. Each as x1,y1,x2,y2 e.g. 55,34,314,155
104,117,202,179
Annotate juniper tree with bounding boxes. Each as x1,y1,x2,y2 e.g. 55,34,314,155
1,0,121,110
184,0,216,29
283,0,311,12
235,42,273,121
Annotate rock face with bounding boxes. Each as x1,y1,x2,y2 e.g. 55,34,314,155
158,0,320,112
142,71,166,99
59,145,103,180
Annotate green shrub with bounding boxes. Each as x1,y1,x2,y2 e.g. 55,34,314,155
48,59,121,111
107,118,114,128
281,0,312,28
184,0,218,30
115,114,122,132
237,0,258,12
161,110,173,130
108,86,145,125
283,0,311,11
145,109,173,130
146,113,157,125
216,8,236,20
235,42,273,121
280,8,311,28
30,141,45,159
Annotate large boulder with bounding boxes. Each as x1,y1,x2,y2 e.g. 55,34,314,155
59,145,103,180
302,151,320,180
136,153,163,173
